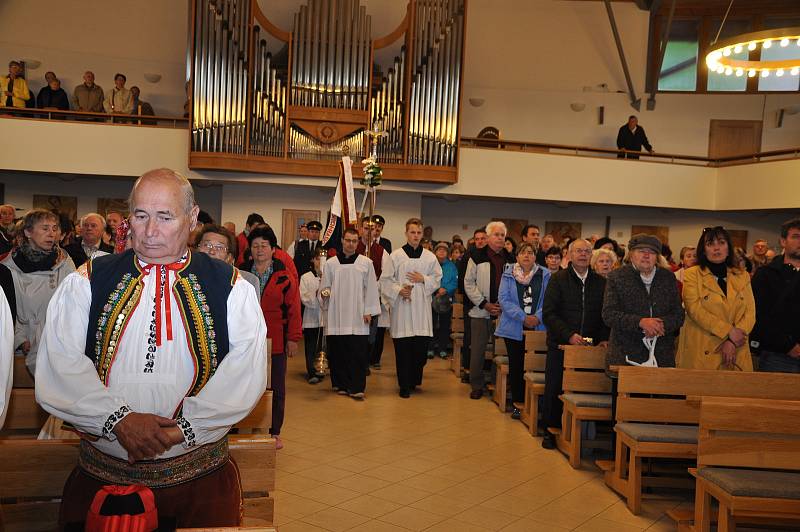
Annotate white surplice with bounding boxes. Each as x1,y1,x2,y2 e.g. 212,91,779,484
0,288,13,429
34,262,268,461
381,246,442,338
299,271,323,328
320,254,380,336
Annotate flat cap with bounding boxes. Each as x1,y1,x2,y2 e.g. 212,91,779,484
628,233,662,254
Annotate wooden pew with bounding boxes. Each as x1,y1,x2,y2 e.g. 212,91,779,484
520,331,548,435
492,336,509,411
0,435,275,530
550,344,610,468
1,388,49,437
691,397,800,532
0,438,79,531
12,355,34,388
449,303,464,374
603,367,800,515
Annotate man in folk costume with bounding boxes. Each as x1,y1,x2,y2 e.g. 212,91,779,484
381,218,443,398
35,169,268,529
357,216,391,371
0,287,12,429
320,227,381,399
293,220,323,276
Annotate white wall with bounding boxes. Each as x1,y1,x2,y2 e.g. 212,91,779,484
461,0,800,156
0,0,189,115
0,171,222,223
421,196,798,254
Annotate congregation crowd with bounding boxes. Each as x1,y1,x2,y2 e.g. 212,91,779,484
1,60,156,116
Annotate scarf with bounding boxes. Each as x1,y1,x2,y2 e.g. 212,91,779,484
12,242,58,273
707,262,728,296
512,263,535,285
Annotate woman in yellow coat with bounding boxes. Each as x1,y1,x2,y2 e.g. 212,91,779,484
676,226,755,370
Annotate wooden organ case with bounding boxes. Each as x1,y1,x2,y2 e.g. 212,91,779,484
189,0,467,184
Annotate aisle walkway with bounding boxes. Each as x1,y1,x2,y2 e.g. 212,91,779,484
274,340,682,531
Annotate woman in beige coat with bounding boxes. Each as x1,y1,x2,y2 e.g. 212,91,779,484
676,226,755,371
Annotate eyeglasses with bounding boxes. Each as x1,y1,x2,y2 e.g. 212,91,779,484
198,242,228,252
573,248,592,254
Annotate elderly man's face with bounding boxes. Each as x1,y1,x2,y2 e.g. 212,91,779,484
129,177,198,264
81,216,105,245
570,241,593,269
487,227,506,252
106,212,123,231
0,206,14,225
631,247,657,273
83,71,95,85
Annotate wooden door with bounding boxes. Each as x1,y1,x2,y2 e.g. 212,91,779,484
708,119,762,160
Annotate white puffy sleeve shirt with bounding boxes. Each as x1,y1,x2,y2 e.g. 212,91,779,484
34,268,268,460
0,287,13,429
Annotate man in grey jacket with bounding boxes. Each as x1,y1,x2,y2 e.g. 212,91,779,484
463,221,514,399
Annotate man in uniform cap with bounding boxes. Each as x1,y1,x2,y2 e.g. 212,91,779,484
371,215,392,253
294,220,323,277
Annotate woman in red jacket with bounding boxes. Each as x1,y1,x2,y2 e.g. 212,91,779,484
242,225,301,450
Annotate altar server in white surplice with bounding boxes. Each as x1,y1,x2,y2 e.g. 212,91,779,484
34,169,267,529
320,227,381,400
381,218,442,398
0,287,13,429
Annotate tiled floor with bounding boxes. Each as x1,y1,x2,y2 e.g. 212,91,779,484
274,339,684,531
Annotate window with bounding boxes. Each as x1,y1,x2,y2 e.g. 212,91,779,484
658,20,699,92
758,17,800,92
707,19,751,92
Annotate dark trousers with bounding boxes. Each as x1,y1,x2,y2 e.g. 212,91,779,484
461,304,472,370
328,334,369,393
504,337,526,404
541,346,565,429
759,350,800,373
303,327,322,378
369,317,386,366
270,353,287,435
393,336,429,391
431,308,452,353
59,459,242,530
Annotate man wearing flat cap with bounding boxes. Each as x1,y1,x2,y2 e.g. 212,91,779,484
294,220,323,276
602,233,684,370
371,214,392,253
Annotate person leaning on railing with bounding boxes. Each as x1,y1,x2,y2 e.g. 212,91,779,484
73,71,104,113
36,78,70,111
1,60,30,108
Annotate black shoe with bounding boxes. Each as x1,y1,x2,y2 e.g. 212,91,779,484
399,389,411,398
469,390,483,400
511,408,521,420
541,432,556,450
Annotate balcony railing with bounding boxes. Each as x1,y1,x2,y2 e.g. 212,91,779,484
0,106,189,128
460,136,800,167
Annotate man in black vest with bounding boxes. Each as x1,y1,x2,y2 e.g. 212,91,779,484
35,168,268,529
293,220,322,276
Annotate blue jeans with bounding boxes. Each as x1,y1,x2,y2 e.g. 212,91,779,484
758,350,800,373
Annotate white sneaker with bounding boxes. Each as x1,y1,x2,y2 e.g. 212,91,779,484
350,392,365,400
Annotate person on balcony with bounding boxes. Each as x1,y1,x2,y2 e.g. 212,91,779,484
73,71,104,113
1,60,30,108
616,115,653,160
103,73,133,115
37,78,70,111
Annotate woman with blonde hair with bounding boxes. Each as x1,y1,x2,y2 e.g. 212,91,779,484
590,248,617,277
676,226,755,371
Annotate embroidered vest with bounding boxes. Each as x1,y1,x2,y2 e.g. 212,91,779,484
85,249,236,397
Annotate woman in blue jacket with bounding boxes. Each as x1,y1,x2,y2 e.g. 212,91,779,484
496,242,550,419
430,242,458,358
